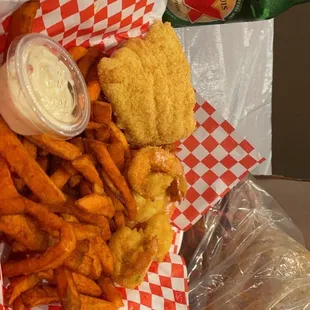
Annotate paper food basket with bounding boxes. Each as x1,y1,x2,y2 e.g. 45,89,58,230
0,1,264,309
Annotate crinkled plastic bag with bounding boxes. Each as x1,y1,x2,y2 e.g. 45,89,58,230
181,178,310,310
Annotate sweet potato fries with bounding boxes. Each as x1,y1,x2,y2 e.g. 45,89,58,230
0,38,132,309
0,100,127,308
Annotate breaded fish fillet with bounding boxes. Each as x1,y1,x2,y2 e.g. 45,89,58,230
98,21,196,147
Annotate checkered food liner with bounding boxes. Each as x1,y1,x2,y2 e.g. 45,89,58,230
0,0,164,62
0,1,263,309
173,93,264,230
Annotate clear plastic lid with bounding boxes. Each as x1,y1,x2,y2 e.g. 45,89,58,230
6,33,90,138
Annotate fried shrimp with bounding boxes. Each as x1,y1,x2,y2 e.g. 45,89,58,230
133,192,167,223
127,147,187,201
109,227,158,289
144,213,173,262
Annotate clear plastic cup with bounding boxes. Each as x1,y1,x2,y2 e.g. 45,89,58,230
0,33,90,138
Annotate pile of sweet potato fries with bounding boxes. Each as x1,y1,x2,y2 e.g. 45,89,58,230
0,52,133,310
0,1,144,309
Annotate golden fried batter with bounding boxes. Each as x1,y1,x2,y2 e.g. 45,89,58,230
109,227,158,289
127,146,187,200
98,21,196,147
144,213,173,262
133,191,167,223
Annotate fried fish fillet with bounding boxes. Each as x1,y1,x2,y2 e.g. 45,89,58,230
98,21,196,147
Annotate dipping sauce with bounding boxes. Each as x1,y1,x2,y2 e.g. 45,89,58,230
0,33,90,138
27,45,75,123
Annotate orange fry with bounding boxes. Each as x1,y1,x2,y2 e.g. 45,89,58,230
92,183,105,195
61,160,79,176
80,294,117,310
72,154,103,188
78,47,100,79
110,122,130,162
0,157,18,198
41,202,68,214
0,118,65,204
86,59,99,83
76,240,90,253
90,235,113,276
0,214,48,252
0,197,76,277
7,0,40,46
86,152,97,165
114,211,125,230
62,199,111,239
50,167,70,189
12,296,25,310
68,174,82,188
87,80,101,102
87,121,104,130
100,169,122,198
21,287,59,308
61,213,79,223
91,101,112,125
95,125,111,142
87,139,137,219
28,135,82,160
22,138,37,159
68,46,88,62
37,155,49,173
76,193,115,218
7,274,40,305
56,267,81,310
37,269,54,282
87,242,102,279
69,137,85,154
100,169,120,197
107,141,125,169
21,286,60,308
98,276,124,308
70,222,101,241
64,250,93,277
85,129,95,140
55,267,68,298
0,160,46,258
72,272,102,297
103,183,125,212
11,242,28,253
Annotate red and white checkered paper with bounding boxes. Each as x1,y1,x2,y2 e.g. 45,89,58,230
173,93,264,231
0,0,160,62
0,1,263,309
117,254,188,310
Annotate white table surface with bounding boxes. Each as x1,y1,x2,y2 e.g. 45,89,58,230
177,20,273,175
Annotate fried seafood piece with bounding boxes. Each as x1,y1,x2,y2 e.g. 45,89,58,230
144,213,174,262
133,192,168,223
98,21,196,147
109,226,158,289
127,146,187,200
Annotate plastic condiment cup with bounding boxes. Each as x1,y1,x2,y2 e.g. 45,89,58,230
0,33,90,138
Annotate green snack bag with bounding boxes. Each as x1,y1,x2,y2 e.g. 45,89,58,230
163,0,308,26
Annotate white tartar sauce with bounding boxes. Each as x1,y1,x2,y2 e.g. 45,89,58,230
27,45,76,123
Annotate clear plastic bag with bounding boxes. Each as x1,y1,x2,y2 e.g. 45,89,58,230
181,178,310,310
176,21,274,175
